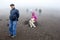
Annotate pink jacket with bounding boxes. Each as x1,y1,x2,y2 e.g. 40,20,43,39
31,11,38,22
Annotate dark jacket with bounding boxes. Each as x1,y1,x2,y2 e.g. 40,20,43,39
9,8,19,21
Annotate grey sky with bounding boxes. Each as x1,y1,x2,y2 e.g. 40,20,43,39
0,0,60,9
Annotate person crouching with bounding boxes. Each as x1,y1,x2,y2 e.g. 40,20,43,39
29,11,38,28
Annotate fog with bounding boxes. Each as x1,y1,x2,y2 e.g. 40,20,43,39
0,0,60,9
0,0,60,20
0,0,60,40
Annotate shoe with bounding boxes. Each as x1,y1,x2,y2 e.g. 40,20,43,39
11,36,16,38
11,36,15,38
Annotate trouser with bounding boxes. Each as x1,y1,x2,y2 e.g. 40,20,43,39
29,18,36,27
9,20,17,36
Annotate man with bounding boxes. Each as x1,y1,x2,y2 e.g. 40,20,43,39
9,4,19,38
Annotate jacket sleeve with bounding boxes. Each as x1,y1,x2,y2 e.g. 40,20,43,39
16,9,20,18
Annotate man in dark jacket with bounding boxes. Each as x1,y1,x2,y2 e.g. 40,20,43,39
9,4,19,38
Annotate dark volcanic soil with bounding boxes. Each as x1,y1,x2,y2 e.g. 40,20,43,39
0,9,60,40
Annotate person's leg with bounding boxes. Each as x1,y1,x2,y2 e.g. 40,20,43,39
9,20,13,36
29,20,32,27
31,20,36,27
12,21,17,37
29,18,36,27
